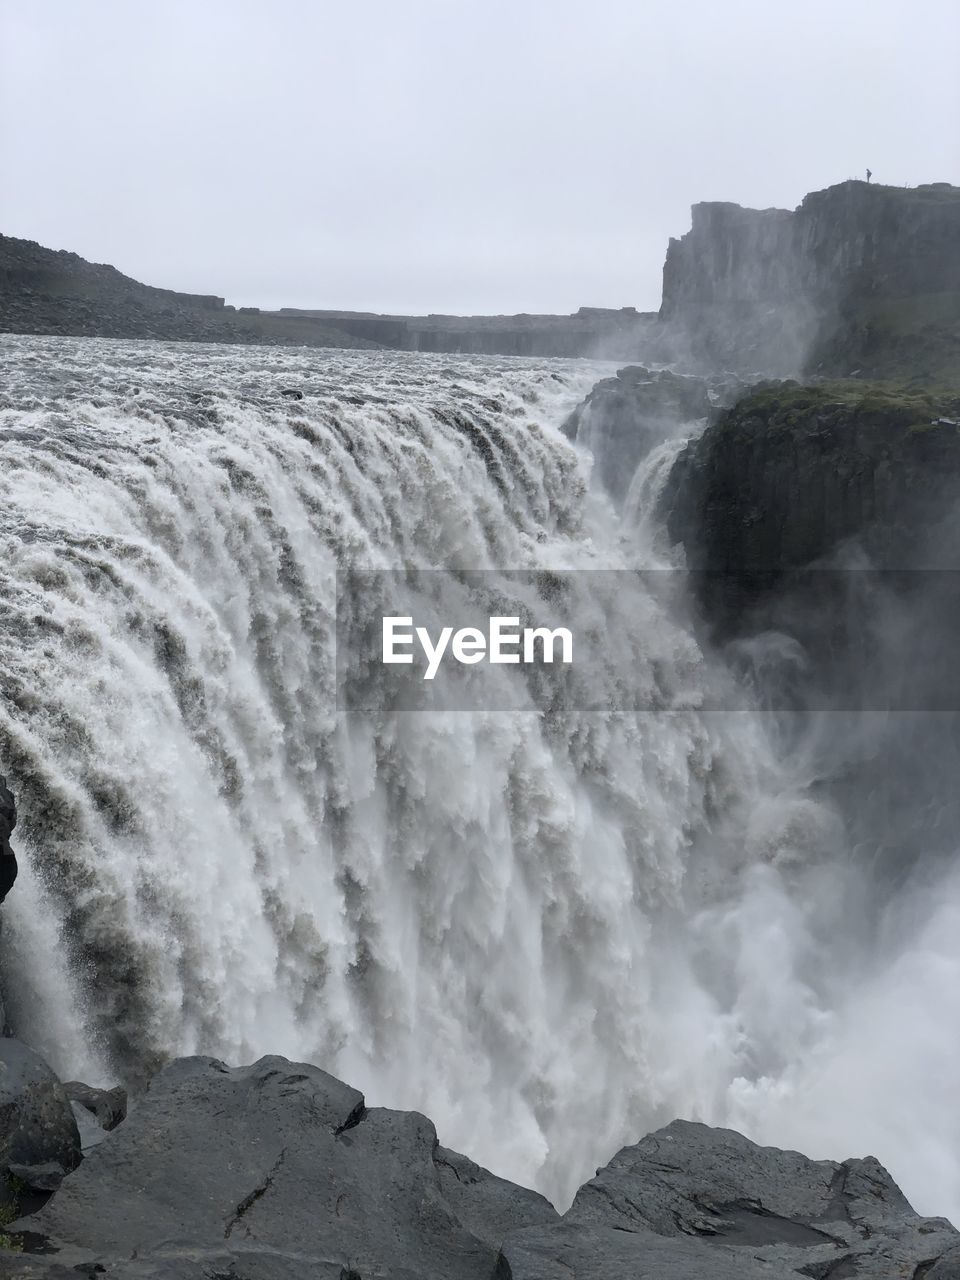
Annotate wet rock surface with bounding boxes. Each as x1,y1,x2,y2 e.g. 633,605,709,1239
0,778,17,905
562,365,735,503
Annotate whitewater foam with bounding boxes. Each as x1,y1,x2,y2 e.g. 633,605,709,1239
0,334,956,1219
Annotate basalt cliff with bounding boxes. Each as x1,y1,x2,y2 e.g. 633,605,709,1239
660,179,960,378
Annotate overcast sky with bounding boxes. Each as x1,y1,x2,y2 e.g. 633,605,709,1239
1,0,958,314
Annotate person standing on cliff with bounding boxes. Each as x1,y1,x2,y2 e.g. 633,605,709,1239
866,168,872,182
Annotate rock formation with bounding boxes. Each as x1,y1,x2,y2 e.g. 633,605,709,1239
660,180,960,378
1,1044,957,1279
6,180,956,369
0,779,16,906
2,1052,558,1279
562,365,737,502
0,236,658,358
660,380,960,627
0,1039,81,1207
500,1119,960,1279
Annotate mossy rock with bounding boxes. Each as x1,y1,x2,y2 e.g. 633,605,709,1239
660,378,960,626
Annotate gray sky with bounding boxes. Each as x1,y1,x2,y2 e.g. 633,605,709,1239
2,0,958,314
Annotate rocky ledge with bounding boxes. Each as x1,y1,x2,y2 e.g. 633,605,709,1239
659,378,960,626
0,1036,957,1279
562,365,742,503
660,180,960,380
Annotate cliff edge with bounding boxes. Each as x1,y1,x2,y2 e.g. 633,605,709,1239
661,180,960,378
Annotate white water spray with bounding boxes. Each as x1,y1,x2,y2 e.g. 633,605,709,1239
0,334,957,1218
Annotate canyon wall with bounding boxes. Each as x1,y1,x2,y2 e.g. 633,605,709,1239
0,235,375,349
275,305,661,359
660,180,960,377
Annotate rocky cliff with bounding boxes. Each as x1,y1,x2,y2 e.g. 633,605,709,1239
664,380,960,572
660,379,960,629
277,306,661,359
661,181,960,378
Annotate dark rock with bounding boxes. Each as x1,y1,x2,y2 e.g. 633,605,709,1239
660,179,960,380
62,1084,126,1133
14,1054,556,1279
0,1039,81,1205
5,1055,960,1280
0,777,18,904
499,1119,960,1279
6,1162,67,1193
434,1145,557,1252
279,388,303,400
496,1222,791,1278
661,379,960,628
563,367,721,503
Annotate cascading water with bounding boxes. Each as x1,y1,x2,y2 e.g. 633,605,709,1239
0,333,958,1219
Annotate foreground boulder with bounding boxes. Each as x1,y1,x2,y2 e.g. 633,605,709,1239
4,1054,556,1278
498,1119,960,1279
2,1054,958,1279
0,1039,80,1203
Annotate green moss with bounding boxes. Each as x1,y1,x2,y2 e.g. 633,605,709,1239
712,379,960,452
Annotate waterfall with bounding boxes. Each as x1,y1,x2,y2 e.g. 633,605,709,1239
0,333,957,1218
